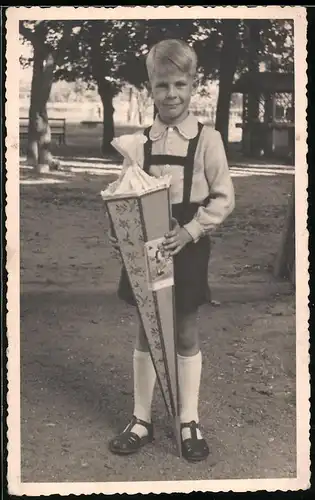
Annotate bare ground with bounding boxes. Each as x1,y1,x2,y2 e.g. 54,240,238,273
20,168,296,482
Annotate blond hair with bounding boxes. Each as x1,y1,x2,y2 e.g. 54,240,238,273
146,39,197,80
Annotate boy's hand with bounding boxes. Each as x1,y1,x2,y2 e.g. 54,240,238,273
162,226,192,256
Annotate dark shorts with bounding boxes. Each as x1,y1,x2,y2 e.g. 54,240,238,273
118,235,211,314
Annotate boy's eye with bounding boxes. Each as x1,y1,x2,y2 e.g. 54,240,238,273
155,81,188,89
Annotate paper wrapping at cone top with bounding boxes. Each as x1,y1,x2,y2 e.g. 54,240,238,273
100,134,181,455
101,134,172,199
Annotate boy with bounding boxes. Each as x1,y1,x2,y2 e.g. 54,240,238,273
108,39,235,462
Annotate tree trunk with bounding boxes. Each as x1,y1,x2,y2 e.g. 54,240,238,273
27,45,41,166
247,20,262,157
127,86,133,123
273,180,295,285
215,20,241,150
89,22,116,156
137,93,144,126
37,107,52,168
21,21,72,171
138,109,143,126
97,79,116,155
27,44,55,172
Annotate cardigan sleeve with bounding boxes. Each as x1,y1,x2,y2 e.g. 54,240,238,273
184,128,235,242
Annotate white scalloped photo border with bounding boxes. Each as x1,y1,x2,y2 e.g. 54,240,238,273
5,5,309,496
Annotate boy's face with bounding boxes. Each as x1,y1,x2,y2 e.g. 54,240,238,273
149,68,194,124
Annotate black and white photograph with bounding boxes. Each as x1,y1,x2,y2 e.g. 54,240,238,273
6,6,309,496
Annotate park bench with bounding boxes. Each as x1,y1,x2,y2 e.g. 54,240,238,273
81,120,102,128
19,117,66,145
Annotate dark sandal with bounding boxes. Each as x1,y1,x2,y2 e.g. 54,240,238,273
181,421,209,462
109,416,154,455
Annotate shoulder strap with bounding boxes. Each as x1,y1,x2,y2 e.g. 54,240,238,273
143,127,152,174
182,122,204,207
142,122,204,196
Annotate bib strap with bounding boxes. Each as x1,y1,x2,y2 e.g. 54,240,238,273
143,127,152,173
182,122,203,208
143,122,204,215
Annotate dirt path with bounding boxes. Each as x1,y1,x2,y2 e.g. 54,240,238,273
20,170,296,482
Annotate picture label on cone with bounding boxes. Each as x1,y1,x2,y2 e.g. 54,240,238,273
145,237,174,291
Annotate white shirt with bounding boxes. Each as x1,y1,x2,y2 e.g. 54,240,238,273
122,113,235,242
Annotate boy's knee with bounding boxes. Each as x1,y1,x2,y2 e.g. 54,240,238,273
177,331,197,354
176,312,199,356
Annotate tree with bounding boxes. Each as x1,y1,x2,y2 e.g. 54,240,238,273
53,21,112,154
273,179,295,285
260,19,294,73
189,19,243,146
214,19,242,148
86,21,117,154
21,20,132,157
20,18,294,163
19,20,75,171
216,18,294,149
55,20,149,154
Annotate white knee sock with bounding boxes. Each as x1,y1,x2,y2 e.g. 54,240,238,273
178,351,203,440
131,349,156,438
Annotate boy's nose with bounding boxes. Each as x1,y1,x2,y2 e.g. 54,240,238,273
167,85,177,98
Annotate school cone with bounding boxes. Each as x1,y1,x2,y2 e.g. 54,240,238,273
102,185,182,458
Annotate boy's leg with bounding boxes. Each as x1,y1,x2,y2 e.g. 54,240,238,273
176,310,199,357
131,322,156,437
109,319,156,454
177,311,208,457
